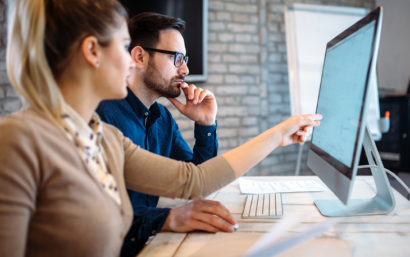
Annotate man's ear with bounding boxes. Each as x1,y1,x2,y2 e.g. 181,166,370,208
130,46,147,69
80,36,100,68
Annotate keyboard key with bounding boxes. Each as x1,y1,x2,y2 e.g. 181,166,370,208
242,193,283,219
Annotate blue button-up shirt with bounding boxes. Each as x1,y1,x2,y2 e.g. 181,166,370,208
96,88,218,257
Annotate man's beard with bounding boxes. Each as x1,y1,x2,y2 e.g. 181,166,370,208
143,59,183,98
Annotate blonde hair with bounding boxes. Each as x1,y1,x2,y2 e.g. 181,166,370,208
7,0,63,120
6,0,127,121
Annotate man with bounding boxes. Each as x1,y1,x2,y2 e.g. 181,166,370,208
96,13,236,257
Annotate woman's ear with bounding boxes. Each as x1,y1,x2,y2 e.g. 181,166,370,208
81,36,100,68
130,46,147,69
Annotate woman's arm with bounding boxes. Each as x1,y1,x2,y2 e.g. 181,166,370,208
123,114,321,199
0,118,39,257
223,114,321,177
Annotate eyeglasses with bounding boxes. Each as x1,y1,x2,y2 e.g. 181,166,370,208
143,47,189,68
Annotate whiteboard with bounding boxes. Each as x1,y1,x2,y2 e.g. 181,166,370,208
285,4,382,140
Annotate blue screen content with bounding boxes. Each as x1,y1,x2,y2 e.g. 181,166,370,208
312,21,376,168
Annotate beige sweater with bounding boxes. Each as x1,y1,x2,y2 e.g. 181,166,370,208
0,107,235,257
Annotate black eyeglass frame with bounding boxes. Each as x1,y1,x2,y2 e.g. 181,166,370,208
142,47,189,68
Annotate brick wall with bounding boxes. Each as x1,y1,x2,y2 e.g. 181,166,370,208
0,0,375,175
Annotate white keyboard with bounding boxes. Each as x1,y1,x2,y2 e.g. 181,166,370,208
242,193,283,219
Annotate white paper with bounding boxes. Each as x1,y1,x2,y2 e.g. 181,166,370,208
239,178,326,194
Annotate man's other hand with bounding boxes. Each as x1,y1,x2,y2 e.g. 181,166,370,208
167,82,217,126
161,199,236,233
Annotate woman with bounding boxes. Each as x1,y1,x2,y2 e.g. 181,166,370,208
0,0,321,256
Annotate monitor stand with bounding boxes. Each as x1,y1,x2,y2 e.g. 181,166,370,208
314,127,396,217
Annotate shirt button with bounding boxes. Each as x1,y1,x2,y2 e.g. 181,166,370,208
130,237,136,242
207,132,212,136
144,112,149,116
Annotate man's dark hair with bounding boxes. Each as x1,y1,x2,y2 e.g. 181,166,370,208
128,12,185,51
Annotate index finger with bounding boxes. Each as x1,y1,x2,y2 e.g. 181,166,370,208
302,114,322,126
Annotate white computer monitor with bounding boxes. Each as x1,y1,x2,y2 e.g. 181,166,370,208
307,7,395,217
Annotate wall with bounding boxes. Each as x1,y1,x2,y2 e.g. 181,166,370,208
376,0,410,96
0,0,375,175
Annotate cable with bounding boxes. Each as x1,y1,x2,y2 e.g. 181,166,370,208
358,165,410,196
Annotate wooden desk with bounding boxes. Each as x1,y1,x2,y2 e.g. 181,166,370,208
137,176,410,257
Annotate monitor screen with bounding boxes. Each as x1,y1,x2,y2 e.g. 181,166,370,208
311,20,376,179
307,7,383,205
119,0,208,82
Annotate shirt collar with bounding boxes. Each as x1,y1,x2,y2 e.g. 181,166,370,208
125,87,161,120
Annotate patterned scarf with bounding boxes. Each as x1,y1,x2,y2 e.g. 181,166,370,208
59,105,121,205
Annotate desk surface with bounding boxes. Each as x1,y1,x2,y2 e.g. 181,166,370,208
137,176,410,257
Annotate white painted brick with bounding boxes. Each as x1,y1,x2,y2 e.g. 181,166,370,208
228,64,259,74
268,64,288,73
251,35,259,43
0,70,8,84
217,117,241,127
248,86,260,95
225,3,258,13
218,106,249,116
3,98,22,112
224,74,241,84
207,74,224,84
268,24,280,33
239,126,259,137
216,11,232,21
216,96,241,105
208,63,228,73
241,116,258,126
208,21,226,31
239,54,259,64
218,127,238,137
209,1,225,10
268,53,282,62
268,103,283,113
0,47,5,62
268,74,282,83
229,43,259,54
0,3,5,23
226,23,258,33
0,59,6,71
5,86,19,97
268,94,282,103
177,119,194,130
270,4,284,13
217,138,239,149
235,33,252,43
247,106,260,115
222,54,240,63
208,42,228,52
277,42,287,52
216,85,248,95
218,33,235,42
267,12,284,23
208,53,221,63
232,13,250,23
240,75,256,84
208,32,217,41
241,96,260,105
